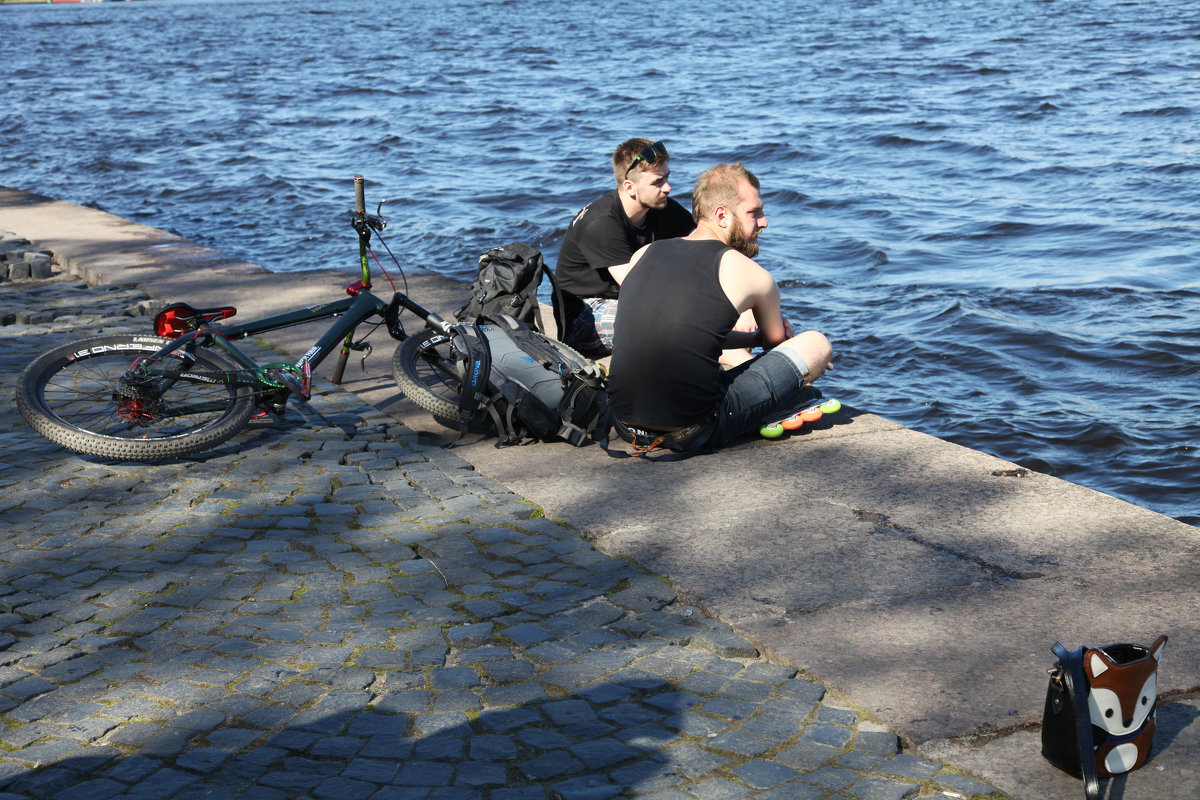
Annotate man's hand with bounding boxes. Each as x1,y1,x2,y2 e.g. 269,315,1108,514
735,311,795,343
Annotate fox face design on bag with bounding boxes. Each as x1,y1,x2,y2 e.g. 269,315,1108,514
1042,635,1167,799
1084,635,1167,777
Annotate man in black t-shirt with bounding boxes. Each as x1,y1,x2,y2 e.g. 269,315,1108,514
555,138,695,357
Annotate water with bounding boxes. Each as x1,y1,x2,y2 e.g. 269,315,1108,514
3,0,1197,524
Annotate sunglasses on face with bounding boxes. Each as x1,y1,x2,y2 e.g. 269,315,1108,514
624,141,668,178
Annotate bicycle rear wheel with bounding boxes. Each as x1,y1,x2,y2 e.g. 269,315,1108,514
392,330,463,424
16,334,257,461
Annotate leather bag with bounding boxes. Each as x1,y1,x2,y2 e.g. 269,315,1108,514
1041,636,1167,799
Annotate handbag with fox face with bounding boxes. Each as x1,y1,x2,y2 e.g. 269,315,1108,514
1083,636,1167,777
1042,635,1167,796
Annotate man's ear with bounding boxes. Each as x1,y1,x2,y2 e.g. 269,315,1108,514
713,205,729,228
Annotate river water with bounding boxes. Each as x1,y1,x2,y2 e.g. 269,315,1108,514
3,0,1197,524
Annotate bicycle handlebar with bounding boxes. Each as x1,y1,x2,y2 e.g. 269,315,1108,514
350,175,386,233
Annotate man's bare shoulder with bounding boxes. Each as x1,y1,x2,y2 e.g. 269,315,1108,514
718,249,772,282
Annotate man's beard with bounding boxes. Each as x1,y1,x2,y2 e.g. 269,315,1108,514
727,220,759,258
639,192,669,211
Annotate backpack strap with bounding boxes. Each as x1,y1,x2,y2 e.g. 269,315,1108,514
529,260,546,334
449,322,493,440
449,321,531,447
544,261,567,340
1052,642,1101,800
557,378,607,446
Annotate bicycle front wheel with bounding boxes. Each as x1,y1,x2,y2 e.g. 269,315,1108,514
392,330,463,424
16,334,257,461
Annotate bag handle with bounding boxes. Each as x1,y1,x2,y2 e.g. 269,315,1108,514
1053,642,1100,800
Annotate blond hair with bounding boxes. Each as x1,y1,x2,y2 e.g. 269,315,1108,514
691,162,759,223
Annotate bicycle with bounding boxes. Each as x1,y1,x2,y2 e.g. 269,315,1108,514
15,176,490,461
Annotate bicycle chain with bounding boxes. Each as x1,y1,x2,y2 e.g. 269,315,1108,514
123,364,287,395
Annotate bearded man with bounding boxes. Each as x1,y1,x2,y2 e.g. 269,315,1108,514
606,162,834,456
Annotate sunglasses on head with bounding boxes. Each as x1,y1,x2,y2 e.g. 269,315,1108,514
624,141,668,178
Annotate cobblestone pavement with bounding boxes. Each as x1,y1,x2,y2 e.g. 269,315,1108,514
0,254,1002,799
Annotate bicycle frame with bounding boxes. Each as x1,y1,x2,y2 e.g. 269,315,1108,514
133,174,455,412
142,286,449,399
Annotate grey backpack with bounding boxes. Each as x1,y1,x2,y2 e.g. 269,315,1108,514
450,315,609,447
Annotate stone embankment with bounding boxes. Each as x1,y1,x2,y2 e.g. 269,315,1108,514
6,189,1199,800
1,230,156,328
1,226,1002,799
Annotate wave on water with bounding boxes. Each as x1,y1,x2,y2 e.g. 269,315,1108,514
1121,106,1192,117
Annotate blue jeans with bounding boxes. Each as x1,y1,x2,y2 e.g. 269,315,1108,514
705,348,814,448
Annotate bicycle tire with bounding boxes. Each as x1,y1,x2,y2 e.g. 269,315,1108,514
392,330,463,424
16,334,257,461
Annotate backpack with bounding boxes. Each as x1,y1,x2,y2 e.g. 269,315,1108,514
450,314,609,447
456,243,562,335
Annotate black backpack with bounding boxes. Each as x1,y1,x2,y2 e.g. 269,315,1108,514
456,243,564,335
450,314,609,447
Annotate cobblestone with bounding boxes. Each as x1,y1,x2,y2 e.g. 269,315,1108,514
0,251,1000,799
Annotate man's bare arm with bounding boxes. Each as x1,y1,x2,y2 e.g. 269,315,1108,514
608,262,633,285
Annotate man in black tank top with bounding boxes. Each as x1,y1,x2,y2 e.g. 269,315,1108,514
606,163,835,455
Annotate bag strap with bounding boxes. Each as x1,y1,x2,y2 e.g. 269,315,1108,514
1053,642,1100,800
529,261,547,334
544,262,569,341
450,322,493,439
555,380,607,446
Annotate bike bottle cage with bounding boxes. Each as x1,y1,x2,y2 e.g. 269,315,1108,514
154,302,238,338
